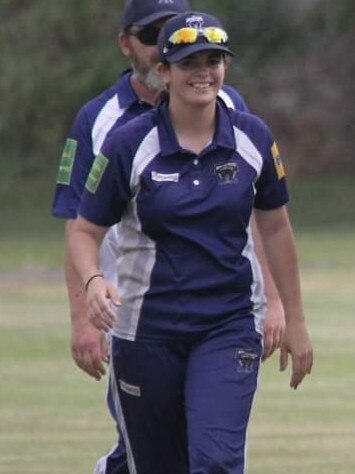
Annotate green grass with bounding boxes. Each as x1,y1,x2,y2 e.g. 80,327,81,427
0,173,64,269
0,281,115,473
248,260,355,473
288,176,355,230
247,211,355,472
0,175,354,472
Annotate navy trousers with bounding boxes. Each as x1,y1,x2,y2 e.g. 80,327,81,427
93,366,129,474
107,315,262,474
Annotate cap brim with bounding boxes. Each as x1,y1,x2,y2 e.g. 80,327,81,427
165,43,234,63
135,11,179,26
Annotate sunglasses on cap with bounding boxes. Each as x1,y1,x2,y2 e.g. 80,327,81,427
168,27,228,47
128,24,161,46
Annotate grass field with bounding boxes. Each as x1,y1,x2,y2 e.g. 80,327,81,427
248,234,355,473
0,176,354,473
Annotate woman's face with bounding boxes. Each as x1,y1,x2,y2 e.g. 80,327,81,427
160,51,226,108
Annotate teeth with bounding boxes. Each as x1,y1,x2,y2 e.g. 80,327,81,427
191,83,211,89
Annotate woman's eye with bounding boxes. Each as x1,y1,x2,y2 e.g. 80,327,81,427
176,55,223,69
208,57,223,66
179,59,195,69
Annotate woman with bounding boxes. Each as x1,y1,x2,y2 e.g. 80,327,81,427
70,11,313,474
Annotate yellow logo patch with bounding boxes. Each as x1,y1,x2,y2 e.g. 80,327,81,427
271,142,285,180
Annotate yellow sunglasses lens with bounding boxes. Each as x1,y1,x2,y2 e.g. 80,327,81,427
168,27,228,47
203,27,228,44
169,27,198,45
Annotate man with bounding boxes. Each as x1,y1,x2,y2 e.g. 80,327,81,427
52,1,284,472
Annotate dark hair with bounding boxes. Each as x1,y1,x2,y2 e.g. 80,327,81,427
156,89,170,105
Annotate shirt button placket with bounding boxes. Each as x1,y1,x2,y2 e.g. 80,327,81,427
192,157,201,188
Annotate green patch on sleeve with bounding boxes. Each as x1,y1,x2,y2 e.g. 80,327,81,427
85,153,109,194
56,139,77,185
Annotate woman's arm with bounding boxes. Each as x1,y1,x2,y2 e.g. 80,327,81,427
69,216,120,332
65,218,109,380
251,214,285,360
254,206,313,389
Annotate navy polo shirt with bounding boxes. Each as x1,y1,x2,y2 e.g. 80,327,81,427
79,100,289,342
52,70,249,219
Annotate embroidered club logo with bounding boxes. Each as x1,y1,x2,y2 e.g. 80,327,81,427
215,162,238,184
186,15,204,30
235,349,259,373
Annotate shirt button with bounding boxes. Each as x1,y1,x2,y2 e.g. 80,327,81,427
193,179,200,186
193,159,199,165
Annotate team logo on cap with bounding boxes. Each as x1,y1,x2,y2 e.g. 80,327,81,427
186,15,204,30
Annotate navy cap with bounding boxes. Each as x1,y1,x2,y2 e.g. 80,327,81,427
120,0,191,30
158,11,233,63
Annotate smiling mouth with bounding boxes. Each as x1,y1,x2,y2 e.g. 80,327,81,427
189,82,213,90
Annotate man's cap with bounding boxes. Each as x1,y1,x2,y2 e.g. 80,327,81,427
158,11,234,63
120,0,191,30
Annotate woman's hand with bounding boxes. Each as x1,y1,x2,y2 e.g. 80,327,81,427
280,318,313,389
262,296,286,361
86,277,120,332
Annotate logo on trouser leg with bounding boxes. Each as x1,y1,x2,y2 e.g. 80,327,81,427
119,379,141,397
234,349,259,373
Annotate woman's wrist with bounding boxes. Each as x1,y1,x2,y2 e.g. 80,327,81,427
84,273,104,292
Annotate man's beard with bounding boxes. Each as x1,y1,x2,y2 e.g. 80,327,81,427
144,68,165,92
132,59,164,93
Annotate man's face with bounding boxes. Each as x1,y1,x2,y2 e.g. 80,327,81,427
120,19,168,91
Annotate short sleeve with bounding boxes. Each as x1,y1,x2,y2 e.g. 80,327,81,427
254,138,289,210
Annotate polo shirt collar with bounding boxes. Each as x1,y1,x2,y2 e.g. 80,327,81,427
157,98,236,157
114,69,141,109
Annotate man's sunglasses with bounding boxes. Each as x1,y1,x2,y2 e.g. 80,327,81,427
127,24,161,46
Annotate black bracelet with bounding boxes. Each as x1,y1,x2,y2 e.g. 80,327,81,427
84,273,104,292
